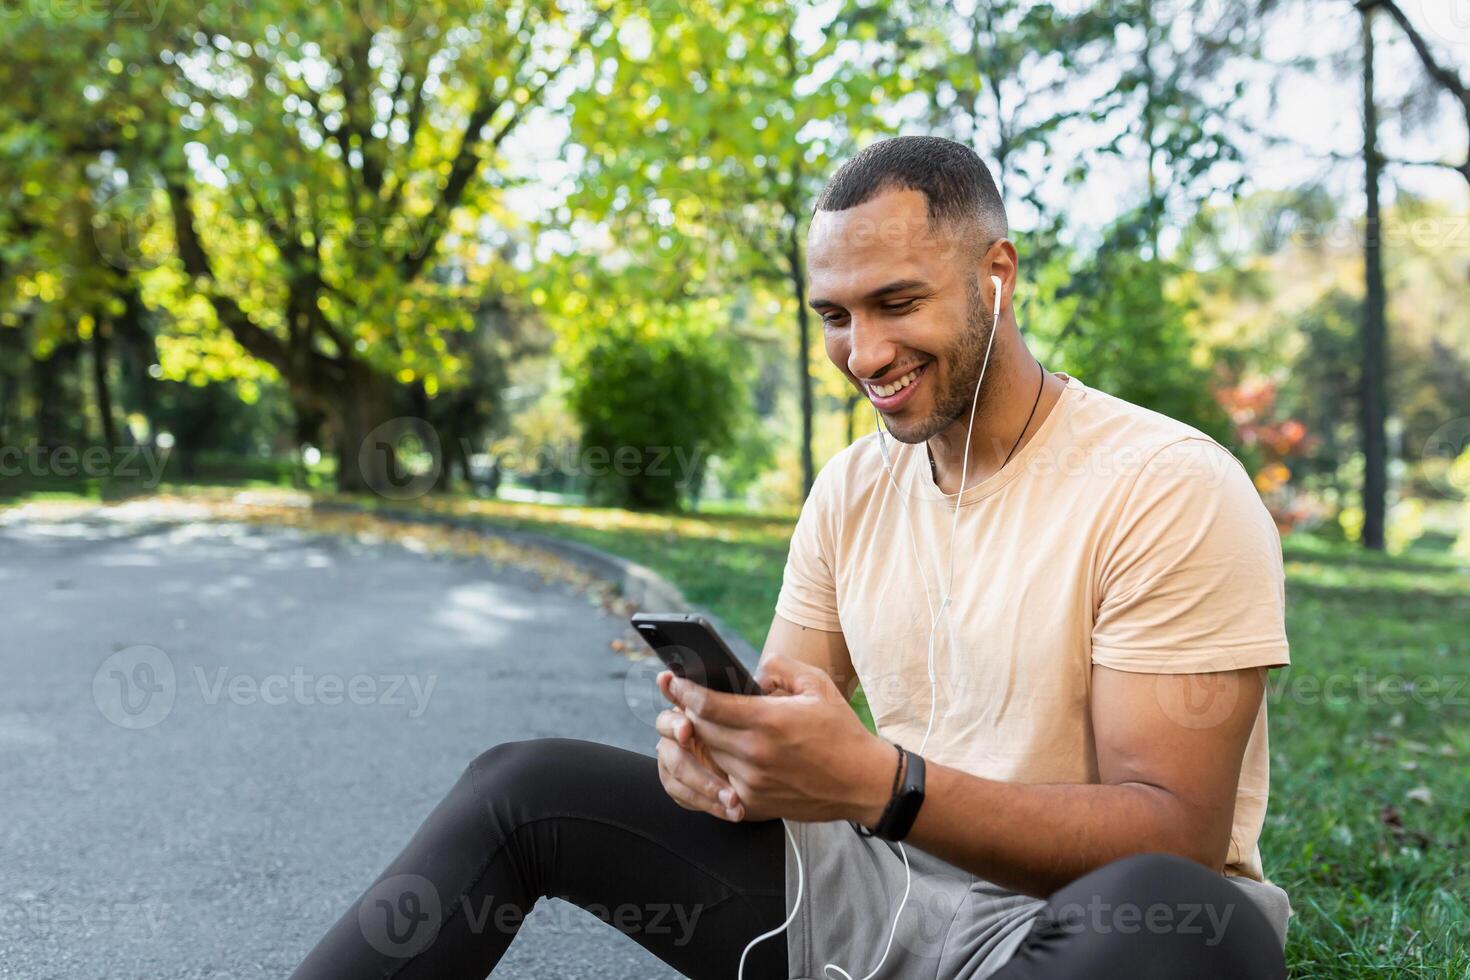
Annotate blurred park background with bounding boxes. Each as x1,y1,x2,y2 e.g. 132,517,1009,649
1,0,1467,977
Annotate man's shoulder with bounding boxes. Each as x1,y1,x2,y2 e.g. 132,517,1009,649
807,432,890,503
1061,378,1246,487
1062,380,1273,549
1065,378,1220,456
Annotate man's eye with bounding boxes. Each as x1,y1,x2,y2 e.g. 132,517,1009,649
882,301,916,314
821,313,848,326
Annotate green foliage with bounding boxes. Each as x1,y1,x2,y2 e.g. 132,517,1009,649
0,0,597,488
1032,220,1235,450
558,0,893,496
566,321,741,510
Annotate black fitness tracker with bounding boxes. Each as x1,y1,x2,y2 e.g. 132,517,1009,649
852,745,927,843
877,748,925,842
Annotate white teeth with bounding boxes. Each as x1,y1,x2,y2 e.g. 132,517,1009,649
872,369,918,399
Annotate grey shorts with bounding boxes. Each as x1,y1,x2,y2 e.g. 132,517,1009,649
782,819,1292,980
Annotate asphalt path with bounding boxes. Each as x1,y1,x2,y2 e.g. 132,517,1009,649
0,504,685,979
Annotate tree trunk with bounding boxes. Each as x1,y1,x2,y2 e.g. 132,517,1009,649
112,286,159,440
332,364,414,496
91,318,119,447
1360,6,1389,551
0,319,24,447
1141,0,1162,258
34,341,83,450
786,228,815,499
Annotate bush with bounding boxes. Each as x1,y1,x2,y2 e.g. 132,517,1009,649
566,326,741,510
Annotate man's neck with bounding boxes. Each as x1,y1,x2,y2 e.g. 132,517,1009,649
925,330,1061,495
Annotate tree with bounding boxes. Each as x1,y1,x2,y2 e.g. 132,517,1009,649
0,15,151,451
565,307,742,510
869,0,1112,210
4,0,606,492
561,0,887,498
1358,1,1389,549
1364,0,1470,188
1038,224,1235,449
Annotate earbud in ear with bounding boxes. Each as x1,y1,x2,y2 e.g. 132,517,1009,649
990,275,1002,322
991,274,1001,295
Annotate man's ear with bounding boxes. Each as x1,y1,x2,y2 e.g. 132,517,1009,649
982,238,1019,308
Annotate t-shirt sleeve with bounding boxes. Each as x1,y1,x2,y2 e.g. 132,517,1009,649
1091,438,1290,674
774,462,844,633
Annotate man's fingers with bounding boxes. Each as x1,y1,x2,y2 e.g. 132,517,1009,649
657,746,718,814
680,704,756,757
657,669,679,705
657,736,737,802
655,708,693,745
670,739,735,801
670,676,765,729
656,739,742,819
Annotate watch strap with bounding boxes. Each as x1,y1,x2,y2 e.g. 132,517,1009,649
852,741,904,839
876,749,925,842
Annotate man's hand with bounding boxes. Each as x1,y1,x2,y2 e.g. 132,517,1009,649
655,671,745,821
660,653,895,824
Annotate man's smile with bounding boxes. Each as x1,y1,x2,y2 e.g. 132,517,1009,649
865,361,930,411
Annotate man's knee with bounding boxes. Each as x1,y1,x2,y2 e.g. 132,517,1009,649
1056,852,1212,908
468,738,563,787
1032,853,1284,978
465,737,613,825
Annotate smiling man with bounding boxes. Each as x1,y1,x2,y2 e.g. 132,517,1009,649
293,136,1291,980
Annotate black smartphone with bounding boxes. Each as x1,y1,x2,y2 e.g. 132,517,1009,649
631,612,762,697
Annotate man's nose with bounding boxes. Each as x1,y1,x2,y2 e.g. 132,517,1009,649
846,313,898,382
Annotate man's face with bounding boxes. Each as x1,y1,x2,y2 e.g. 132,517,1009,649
807,188,993,444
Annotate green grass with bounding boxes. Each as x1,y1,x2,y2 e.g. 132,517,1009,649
1268,538,1469,977
7,486,1466,975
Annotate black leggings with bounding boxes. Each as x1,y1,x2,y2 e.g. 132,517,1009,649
290,738,1285,980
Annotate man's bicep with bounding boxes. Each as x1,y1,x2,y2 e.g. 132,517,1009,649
1090,663,1265,868
760,613,857,698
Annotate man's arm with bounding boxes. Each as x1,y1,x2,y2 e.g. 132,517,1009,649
758,613,857,697
888,664,1266,897
665,658,1265,898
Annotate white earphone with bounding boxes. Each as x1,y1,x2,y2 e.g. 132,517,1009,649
738,274,1005,980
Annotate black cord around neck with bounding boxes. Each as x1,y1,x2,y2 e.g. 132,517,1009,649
1002,360,1047,469
928,360,1046,480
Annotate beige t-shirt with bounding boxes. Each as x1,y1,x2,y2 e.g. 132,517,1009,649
776,374,1289,881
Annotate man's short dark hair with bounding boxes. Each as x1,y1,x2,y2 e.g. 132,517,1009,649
813,136,1008,253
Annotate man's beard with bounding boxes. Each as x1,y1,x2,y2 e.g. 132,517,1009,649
884,273,996,445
